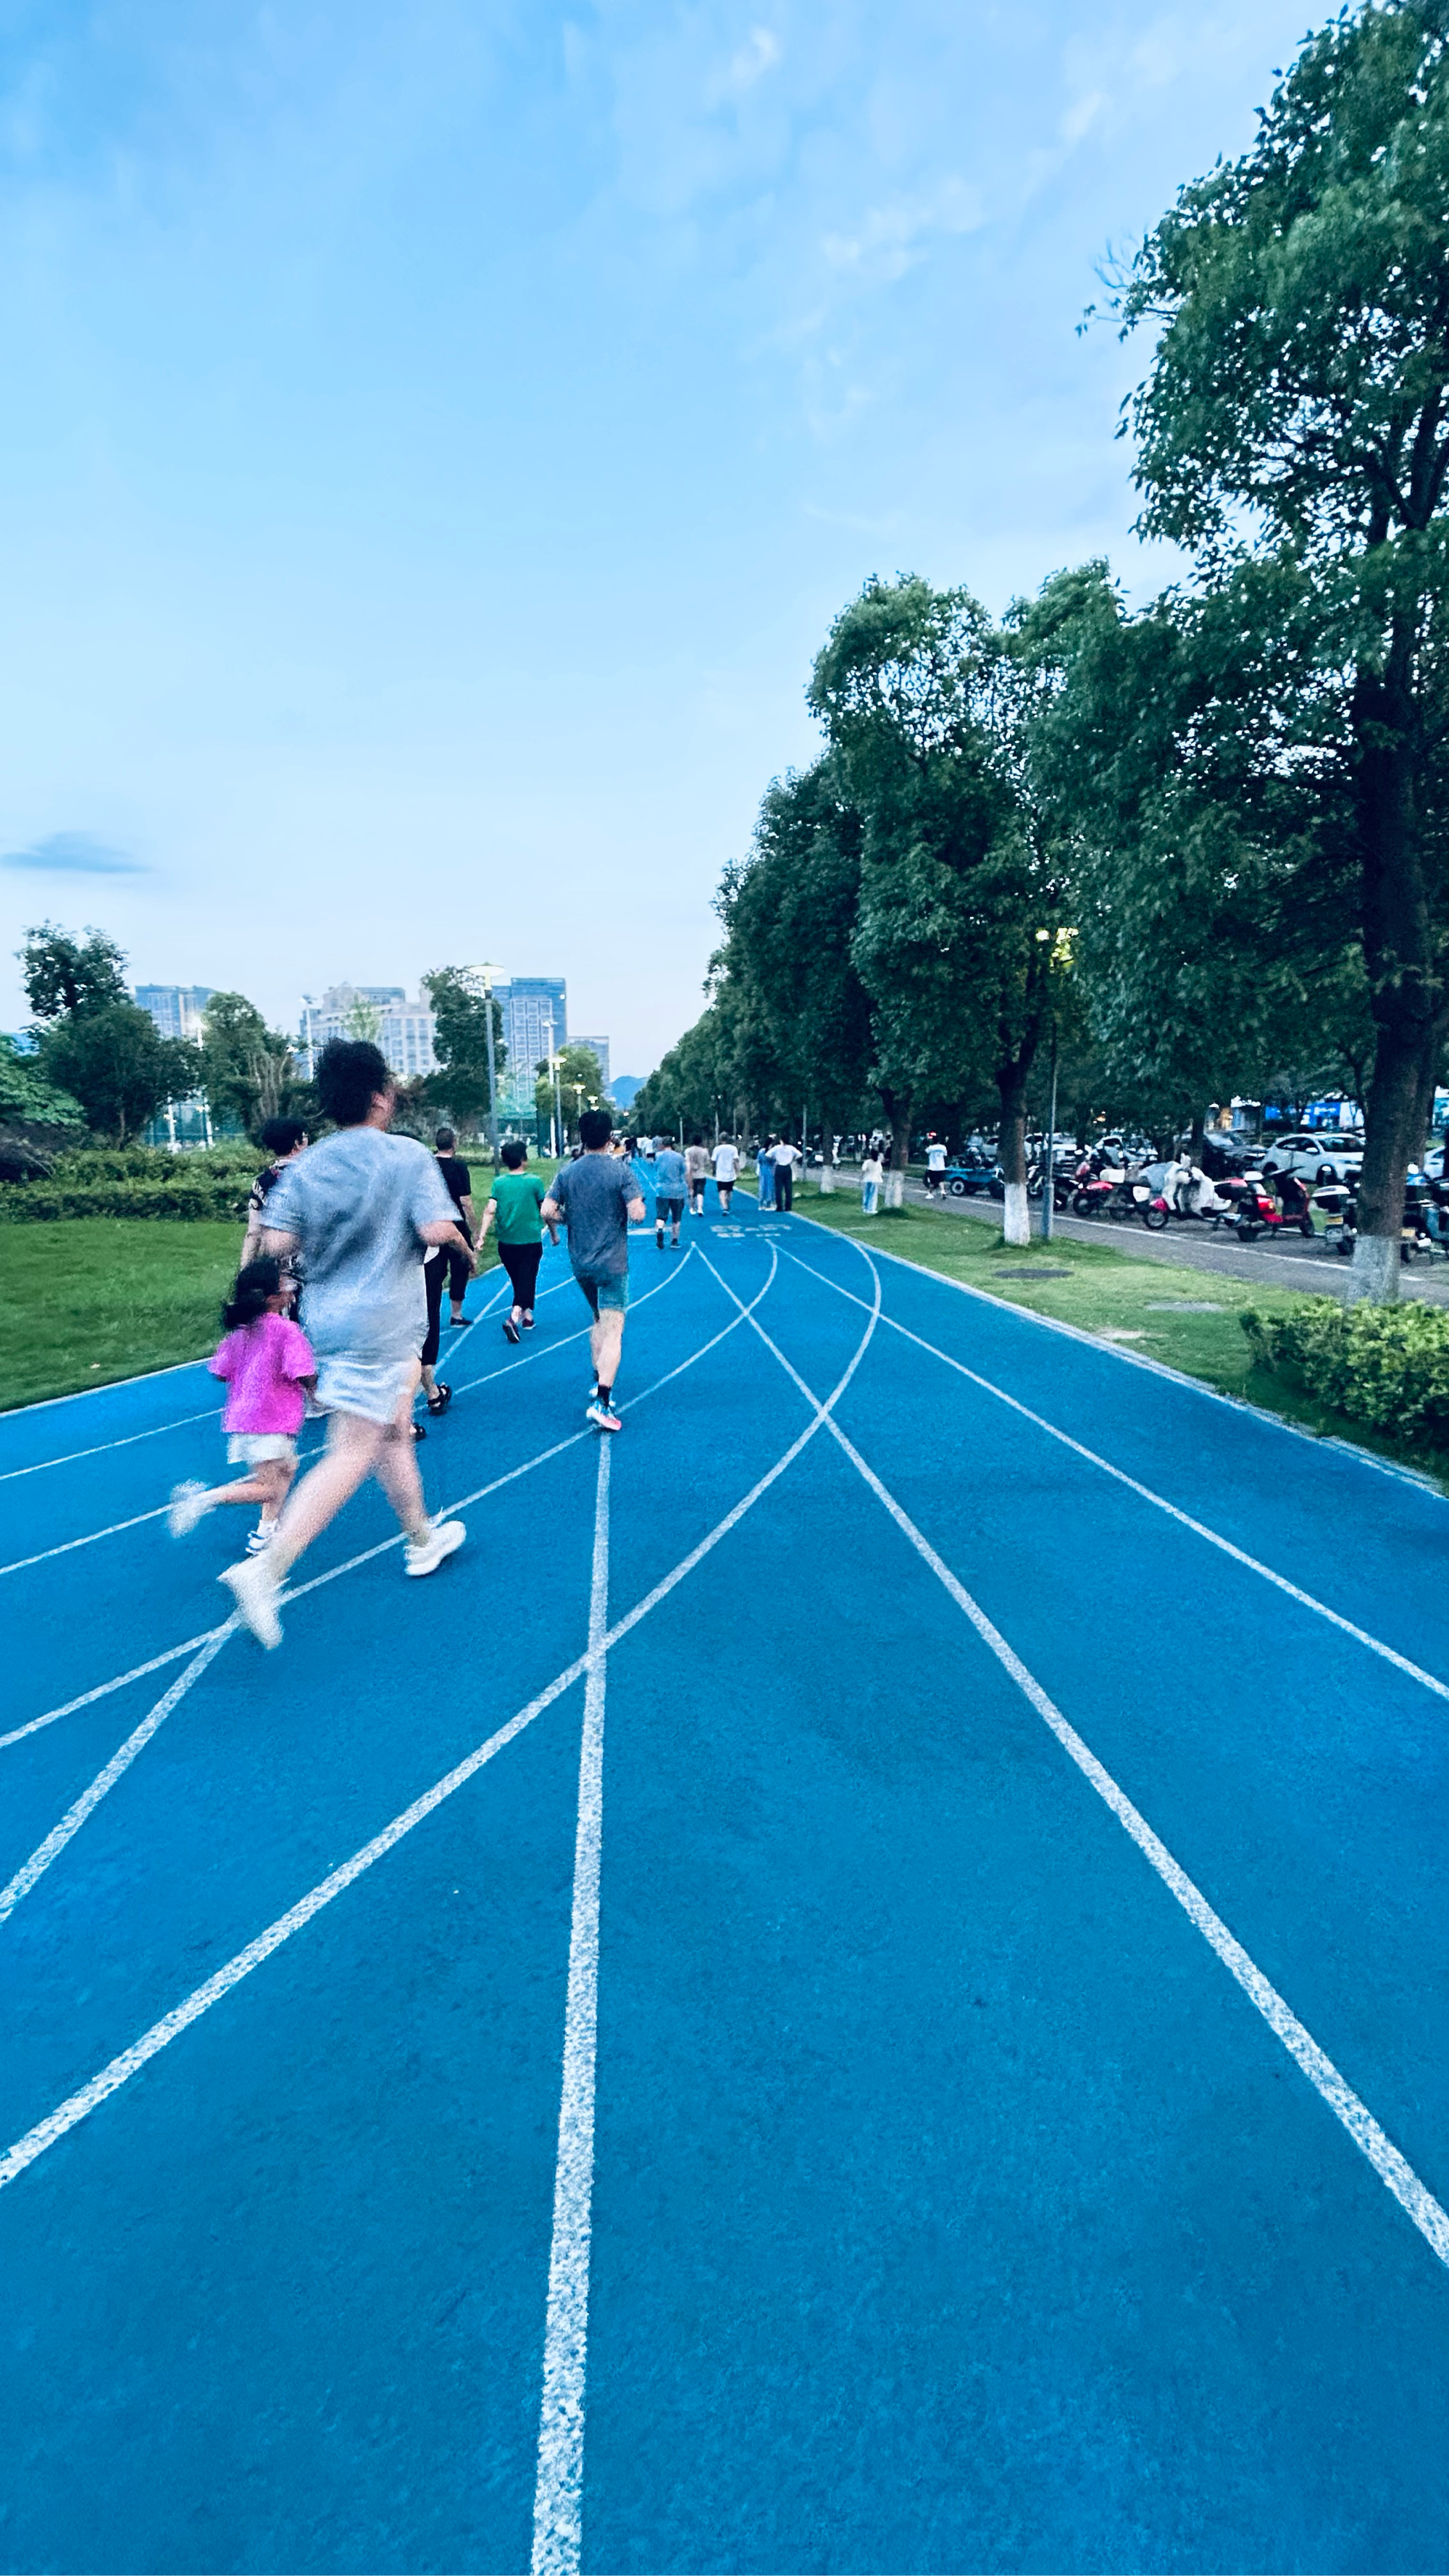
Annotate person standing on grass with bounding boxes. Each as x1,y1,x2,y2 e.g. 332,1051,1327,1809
217,1037,475,1649
169,1258,315,1555
477,1139,560,1341
861,1148,884,1215
711,1134,739,1212
240,1118,308,1269
756,1135,776,1212
542,1105,645,1434
653,1137,687,1247
685,1134,710,1217
772,1134,800,1211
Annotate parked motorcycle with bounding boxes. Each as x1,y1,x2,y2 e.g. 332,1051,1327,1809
1072,1165,1169,1229
1234,1171,1316,1243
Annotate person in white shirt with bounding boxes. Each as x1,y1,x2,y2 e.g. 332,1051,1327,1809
861,1150,884,1215
771,1136,801,1210
685,1135,711,1216
711,1137,739,1210
924,1137,948,1198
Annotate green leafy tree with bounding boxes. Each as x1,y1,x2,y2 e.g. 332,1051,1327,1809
535,1042,606,1145
422,967,507,1130
19,921,128,1021
1110,0,1449,1292
0,1033,85,1133
38,1005,197,1142
199,991,295,1137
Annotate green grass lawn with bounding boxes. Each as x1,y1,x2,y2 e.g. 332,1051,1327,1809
750,1178,1449,1486
0,1221,502,1411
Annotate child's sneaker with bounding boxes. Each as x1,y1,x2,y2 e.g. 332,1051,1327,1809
404,1518,467,1578
245,1523,275,1557
168,1481,212,1539
218,1555,283,1649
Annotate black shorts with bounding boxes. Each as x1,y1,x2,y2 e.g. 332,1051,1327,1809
656,1197,685,1224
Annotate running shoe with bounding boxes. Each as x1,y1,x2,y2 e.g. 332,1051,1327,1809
404,1518,467,1578
218,1555,283,1649
168,1480,211,1538
448,1313,471,1329
245,1523,275,1557
502,1316,521,1344
522,1313,535,1329
586,1399,622,1433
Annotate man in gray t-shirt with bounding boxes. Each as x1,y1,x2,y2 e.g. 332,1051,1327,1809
542,1113,645,1433
216,1039,476,1650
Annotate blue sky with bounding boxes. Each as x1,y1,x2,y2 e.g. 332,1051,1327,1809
0,0,1320,1080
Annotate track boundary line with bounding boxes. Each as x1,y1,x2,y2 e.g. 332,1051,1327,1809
703,1247,1449,2276
0,1249,875,2194
532,1440,610,2576
0,1408,224,1486
785,1247,1449,1707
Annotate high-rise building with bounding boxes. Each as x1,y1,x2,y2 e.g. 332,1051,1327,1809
297,985,437,1082
493,976,567,1115
135,984,215,1042
570,1034,611,1093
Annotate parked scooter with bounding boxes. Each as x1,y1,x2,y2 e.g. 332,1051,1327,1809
1072,1162,1169,1229
1234,1171,1316,1243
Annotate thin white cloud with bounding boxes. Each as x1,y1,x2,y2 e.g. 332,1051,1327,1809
709,25,782,105
822,175,984,283
0,832,146,875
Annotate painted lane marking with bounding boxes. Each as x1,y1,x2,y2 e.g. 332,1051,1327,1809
0,1630,235,1925
0,1408,223,1485
707,1251,1449,2277
787,1250,1449,1709
0,1248,727,1758
0,1255,777,1918
0,1505,172,1580
0,1258,876,2194
532,1441,611,2576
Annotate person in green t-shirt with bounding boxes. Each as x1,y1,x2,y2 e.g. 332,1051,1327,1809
478,1139,560,1344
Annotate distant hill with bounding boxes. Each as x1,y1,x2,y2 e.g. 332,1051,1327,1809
611,1075,644,1110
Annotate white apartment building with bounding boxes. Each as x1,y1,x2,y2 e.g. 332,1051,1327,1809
297,985,438,1082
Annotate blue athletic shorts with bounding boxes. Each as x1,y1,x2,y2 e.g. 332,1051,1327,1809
575,1268,630,1315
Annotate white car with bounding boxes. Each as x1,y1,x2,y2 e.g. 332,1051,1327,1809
1258,1129,1364,1185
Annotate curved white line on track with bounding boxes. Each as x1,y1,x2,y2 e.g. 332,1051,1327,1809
0,1247,874,2191
787,1248,1449,1708
706,1247,1449,2278
0,1251,777,1919
0,1408,224,1485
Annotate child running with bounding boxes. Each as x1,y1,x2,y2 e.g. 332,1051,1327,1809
169,1258,316,1553
477,1139,560,1342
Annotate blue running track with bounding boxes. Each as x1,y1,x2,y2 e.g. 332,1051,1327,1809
1,1176,1445,2572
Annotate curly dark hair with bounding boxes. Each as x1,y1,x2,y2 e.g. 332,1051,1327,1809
315,1037,391,1127
223,1256,285,1333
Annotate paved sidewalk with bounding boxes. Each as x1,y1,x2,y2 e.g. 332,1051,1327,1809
824,1169,1449,1307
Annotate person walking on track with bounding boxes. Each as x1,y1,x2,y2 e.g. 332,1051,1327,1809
542,1105,645,1432
685,1134,710,1216
221,1037,475,1647
756,1134,776,1211
653,1137,688,1247
431,1126,477,1328
711,1134,739,1211
240,1118,308,1269
772,1134,801,1210
478,1139,559,1340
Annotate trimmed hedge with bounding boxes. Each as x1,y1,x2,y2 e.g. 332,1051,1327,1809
1240,1297,1449,1450
0,1142,262,1223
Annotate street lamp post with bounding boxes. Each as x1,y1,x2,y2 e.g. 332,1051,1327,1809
1041,1016,1059,1244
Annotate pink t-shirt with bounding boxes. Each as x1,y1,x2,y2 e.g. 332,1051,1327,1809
209,1312,315,1435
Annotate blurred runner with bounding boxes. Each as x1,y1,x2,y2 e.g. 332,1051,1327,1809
653,1137,688,1247
711,1135,739,1211
685,1134,710,1216
542,1106,645,1432
219,1037,473,1648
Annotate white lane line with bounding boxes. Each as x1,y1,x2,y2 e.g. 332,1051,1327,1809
0,1253,778,1915
532,1440,611,2576
787,1250,1449,1709
0,1505,170,1581
0,1408,223,1485
0,1255,877,2194
706,1250,1449,2276
0,1628,236,1925
0,1245,732,1760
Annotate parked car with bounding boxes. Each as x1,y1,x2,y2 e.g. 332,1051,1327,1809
1258,1129,1364,1185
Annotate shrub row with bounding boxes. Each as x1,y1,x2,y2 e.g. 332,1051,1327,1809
1240,1297,1449,1451
0,1176,250,1224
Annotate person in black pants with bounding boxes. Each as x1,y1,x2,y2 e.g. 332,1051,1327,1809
431,1126,477,1328
417,1125,478,1421
772,1138,799,1210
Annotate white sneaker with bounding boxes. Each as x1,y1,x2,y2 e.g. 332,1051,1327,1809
245,1523,275,1557
168,1480,212,1539
218,1555,283,1649
404,1518,467,1578
586,1398,622,1433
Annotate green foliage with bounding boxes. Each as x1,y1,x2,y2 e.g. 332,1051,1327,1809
0,1138,262,1222
199,991,296,1135
0,1034,85,1131
423,967,506,1126
37,1003,199,1143
630,1010,736,1137
1240,1292,1449,1449
18,921,128,1020
535,1043,606,1139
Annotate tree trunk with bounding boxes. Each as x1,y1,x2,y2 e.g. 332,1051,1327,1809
1351,622,1444,1301
882,1090,911,1209
998,1073,1030,1247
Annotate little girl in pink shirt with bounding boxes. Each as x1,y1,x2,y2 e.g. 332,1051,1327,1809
169,1257,316,1555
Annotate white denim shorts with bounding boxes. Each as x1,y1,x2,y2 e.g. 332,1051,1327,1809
226,1432,298,1466
314,1354,419,1426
